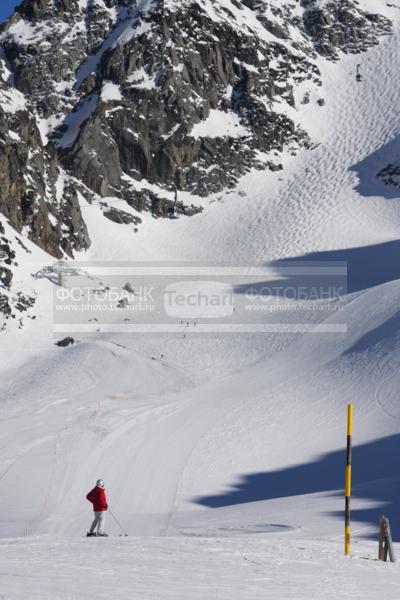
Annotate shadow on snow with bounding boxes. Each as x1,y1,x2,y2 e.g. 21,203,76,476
233,240,400,296
194,434,400,540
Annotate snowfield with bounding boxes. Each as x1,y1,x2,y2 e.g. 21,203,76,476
0,536,398,600
1,1,400,598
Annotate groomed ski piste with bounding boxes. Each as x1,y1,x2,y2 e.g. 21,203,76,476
1,1,400,598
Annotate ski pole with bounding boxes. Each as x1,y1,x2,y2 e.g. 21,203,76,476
109,508,128,536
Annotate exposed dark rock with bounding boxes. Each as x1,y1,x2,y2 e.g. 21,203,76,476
0,287,36,331
0,103,89,257
0,293,12,330
268,162,283,172
0,223,16,290
377,164,400,190
0,266,13,288
55,336,75,347
117,297,129,308
14,292,35,312
301,0,392,60
123,282,135,294
103,206,141,225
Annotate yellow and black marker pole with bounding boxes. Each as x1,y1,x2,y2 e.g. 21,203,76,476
345,403,353,556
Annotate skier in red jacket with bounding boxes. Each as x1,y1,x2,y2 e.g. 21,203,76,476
86,479,108,537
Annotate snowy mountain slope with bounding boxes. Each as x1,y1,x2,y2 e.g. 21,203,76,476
0,0,393,262
1,1,400,598
129,36,400,265
1,277,400,599
2,276,400,534
50,1,397,270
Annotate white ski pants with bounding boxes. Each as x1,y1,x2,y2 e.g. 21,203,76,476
90,511,106,534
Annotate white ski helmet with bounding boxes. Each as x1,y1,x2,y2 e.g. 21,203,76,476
96,479,105,488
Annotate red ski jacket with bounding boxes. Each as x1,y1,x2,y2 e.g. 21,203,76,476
86,486,108,512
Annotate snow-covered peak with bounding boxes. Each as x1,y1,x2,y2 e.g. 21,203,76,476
0,0,395,277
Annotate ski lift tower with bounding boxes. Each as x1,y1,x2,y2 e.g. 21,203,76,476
41,260,80,287
52,260,80,287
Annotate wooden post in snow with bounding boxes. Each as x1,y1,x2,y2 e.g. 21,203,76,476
379,515,396,563
378,515,386,561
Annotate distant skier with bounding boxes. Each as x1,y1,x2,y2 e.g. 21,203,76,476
86,479,108,537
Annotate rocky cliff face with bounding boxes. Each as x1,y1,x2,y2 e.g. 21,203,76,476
0,218,36,331
0,0,392,260
302,0,391,59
